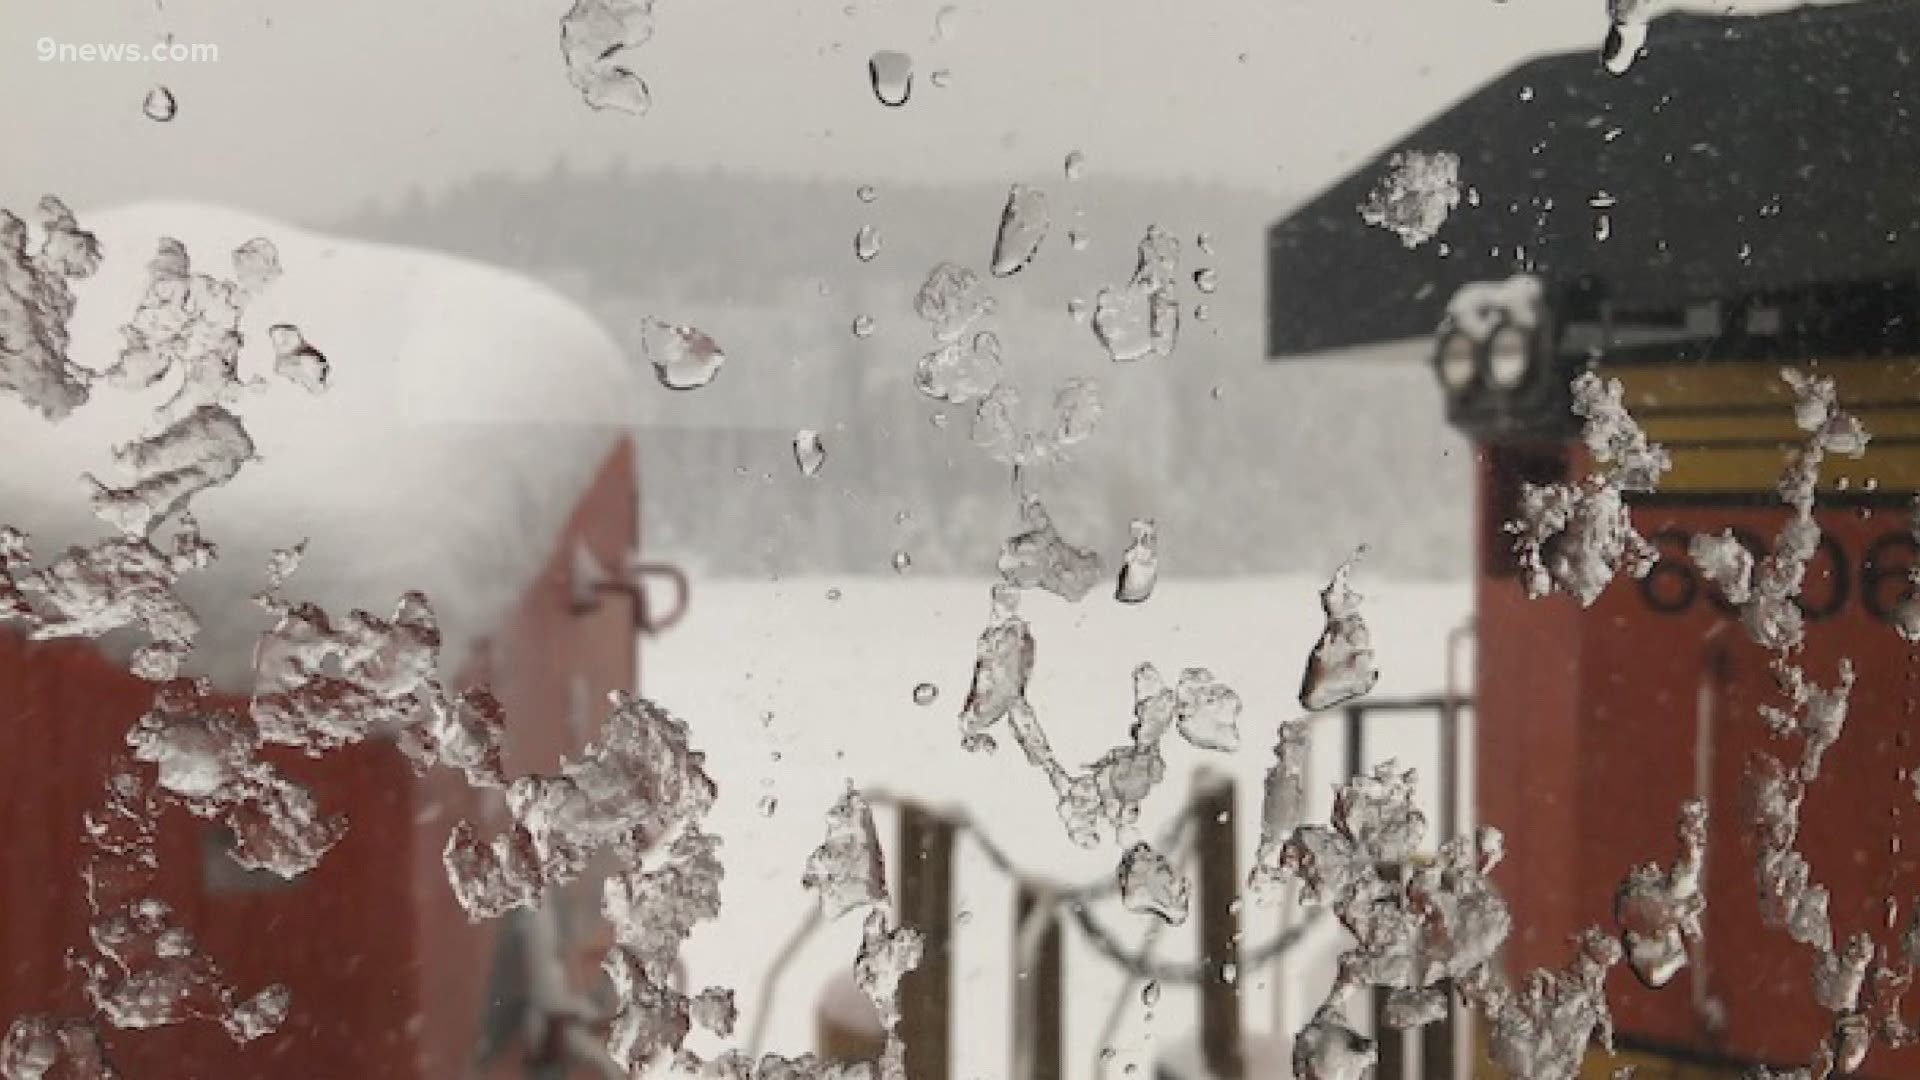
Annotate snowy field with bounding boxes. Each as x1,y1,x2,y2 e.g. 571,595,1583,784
642,574,1474,1079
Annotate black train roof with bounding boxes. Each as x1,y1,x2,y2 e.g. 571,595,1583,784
1266,0,1920,356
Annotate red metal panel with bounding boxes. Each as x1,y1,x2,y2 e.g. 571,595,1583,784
1475,448,1588,982
0,436,641,1078
1477,483,1920,1073
411,436,639,1079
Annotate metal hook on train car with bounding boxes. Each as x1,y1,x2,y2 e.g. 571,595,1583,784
568,542,691,636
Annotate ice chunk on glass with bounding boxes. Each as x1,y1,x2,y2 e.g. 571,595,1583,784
559,0,655,114
1508,373,1668,605
990,184,1049,277
267,324,328,393
1173,667,1241,752
997,495,1104,601
1358,151,1460,249
1,1015,119,1079
917,331,1002,405
1613,799,1707,989
1299,552,1380,711
1091,226,1182,363
914,262,995,343
1117,841,1190,925
0,197,100,419
802,789,889,920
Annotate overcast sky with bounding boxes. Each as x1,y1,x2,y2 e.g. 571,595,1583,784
0,0,1824,226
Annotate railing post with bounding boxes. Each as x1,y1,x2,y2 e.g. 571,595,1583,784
898,802,953,1080
1345,704,1405,1080
1422,699,1462,1080
1011,884,1063,1080
1195,769,1243,1079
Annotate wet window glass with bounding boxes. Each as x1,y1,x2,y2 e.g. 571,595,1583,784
3,2,1918,1078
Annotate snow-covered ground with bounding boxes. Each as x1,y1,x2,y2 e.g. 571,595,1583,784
642,574,1474,1079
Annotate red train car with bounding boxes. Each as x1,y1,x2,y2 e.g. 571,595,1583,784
1266,3,1920,1073
0,202,675,1077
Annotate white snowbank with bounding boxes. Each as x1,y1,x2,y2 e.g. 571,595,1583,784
0,201,641,690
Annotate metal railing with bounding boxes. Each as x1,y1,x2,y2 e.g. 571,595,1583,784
763,690,1476,1080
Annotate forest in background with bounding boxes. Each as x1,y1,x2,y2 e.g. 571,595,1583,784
333,166,1473,580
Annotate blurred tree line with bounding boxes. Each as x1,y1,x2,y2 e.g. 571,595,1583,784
336,165,1471,580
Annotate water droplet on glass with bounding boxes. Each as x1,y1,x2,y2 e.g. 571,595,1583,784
1194,303,1212,322
933,5,960,40
855,224,882,262
1067,297,1089,322
1117,842,1190,924
1115,519,1158,603
793,429,827,477
1064,150,1086,181
991,184,1050,277
1602,14,1650,76
852,314,876,338
1141,981,1161,1007
857,184,878,203
913,682,938,706
892,551,912,573
930,68,953,88
641,319,726,389
267,325,329,393
1193,268,1218,294
760,710,776,727
868,50,914,106
1069,229,1090,251
826,587,843,601
1519,84,1535,102
143,86,177,122
1595,214,1612,242
758,795,779,818
1196,231,1215,254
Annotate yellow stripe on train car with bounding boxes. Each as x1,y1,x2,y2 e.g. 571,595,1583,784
1654,442,1920,495
1610,357,1920,413
1465,1023,1758,1078
1639,405,1920,444
1595,357,1920,495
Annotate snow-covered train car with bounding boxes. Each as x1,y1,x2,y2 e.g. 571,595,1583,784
0,202,671,1077
1267,4,1920,1075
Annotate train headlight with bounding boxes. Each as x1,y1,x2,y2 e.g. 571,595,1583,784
1487,324,1532,389
1436,331,1478,392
